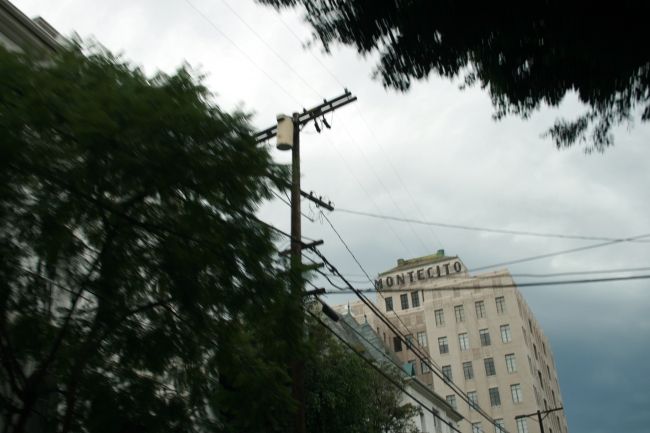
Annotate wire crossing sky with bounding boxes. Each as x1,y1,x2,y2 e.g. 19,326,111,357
11,0,650,431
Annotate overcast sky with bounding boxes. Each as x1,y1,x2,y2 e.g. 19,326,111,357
13,0,650,431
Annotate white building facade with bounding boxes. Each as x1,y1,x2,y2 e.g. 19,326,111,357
335,252,569,433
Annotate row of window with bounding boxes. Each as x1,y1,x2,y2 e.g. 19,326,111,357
469,419,529,433
385,291,421,311
440,353,517,383
387,295,507,317
436,325,512,355
394,331,427,352
434,297,507,327
445,383,524,412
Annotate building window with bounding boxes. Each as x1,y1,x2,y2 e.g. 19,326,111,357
506,354,517,372
547,365,552,379
468,391,478,411
511,384,523,403
406,334,415,350
442,365,453,382
534,344,538,360
495,419,505,433
496,296,506,314
472,422,483,433
411,291,420,308
544,399,548,410
435,309,445,326
408,360,417,376
528,356,533,375
401,294,409,310
529,319,533,333
385,297,393,312
463,361,475,380
480,329,491,347
446,395,457,410
417,331,427,347
484,358,496,376
475,300,486,318
439,337,449,354
538,371,544,389
489,387,501,407
422,360,430,374
394,337,402,352
534,385,540,405
454,305,465,322
543,342,547,356
500,324,512,342
459,333,470,351
523,328,527,345
552,390,557,406
517,418,529,433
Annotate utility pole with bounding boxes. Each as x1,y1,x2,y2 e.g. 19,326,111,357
515,407,564,433
254,91,356,433
289,111,305,433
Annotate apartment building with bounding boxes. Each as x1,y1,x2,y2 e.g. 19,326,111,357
334,251,568,433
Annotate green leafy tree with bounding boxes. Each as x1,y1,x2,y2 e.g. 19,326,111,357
258,0,650,152
272,312,421,433
0,42,300,432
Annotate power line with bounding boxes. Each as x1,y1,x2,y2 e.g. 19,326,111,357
510,266,650,278
305,307,462,433
217,0,325,99
336,208,650,243
324,274,650,294
180,0,303,107
308,247,507,432
270,12,346,89
469,232,650,272
352,105,444,250
332,113,431,256
321,134,414,257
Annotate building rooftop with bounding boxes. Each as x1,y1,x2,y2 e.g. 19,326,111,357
379,250,458,276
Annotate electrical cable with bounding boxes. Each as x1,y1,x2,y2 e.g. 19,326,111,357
336,208,650,243
323,274,650,294
307,247,508,433
332,113,431,255
180,0,303,107
270,12,346,89
352,105,445,250
217,0,326,100
304,307,463,433
469,232,650,272
321,134,414,257
510,266,650,278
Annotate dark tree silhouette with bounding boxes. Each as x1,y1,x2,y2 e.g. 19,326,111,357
258,0,650,151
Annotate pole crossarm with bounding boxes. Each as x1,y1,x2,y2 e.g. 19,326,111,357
254,91,357,143
515,407,564,419
300,190,334,211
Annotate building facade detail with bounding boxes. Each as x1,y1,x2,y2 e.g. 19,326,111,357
335,252,568,433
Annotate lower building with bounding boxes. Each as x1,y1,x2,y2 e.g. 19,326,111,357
330,310,463,433
334,251,569,433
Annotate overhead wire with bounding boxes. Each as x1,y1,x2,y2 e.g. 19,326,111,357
323,274,650,294
269,10,442,252
469,232,650,272
305,307,463,433
180,0,303,106
331,113,431,255
336,208,650,243
217,0,326,99
321,133,414,257
306,246,507,432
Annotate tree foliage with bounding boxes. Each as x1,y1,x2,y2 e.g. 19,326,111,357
258,0,650,152
0,42,300,432
272,313,421,433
